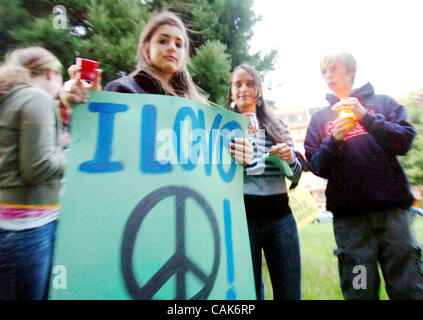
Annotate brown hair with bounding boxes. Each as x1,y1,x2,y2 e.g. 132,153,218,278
129,10,207,104
227,63,289,144
0,46,61,95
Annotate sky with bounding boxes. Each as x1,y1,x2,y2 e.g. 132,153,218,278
250,0,423,109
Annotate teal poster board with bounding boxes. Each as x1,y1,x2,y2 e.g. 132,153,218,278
50,91,256,300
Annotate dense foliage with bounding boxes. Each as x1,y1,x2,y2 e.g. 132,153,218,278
0,0,277,105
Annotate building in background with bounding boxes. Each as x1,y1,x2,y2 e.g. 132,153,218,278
274,107,328,209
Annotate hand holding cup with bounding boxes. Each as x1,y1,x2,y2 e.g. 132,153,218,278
332,97,366,121
59,58,102,109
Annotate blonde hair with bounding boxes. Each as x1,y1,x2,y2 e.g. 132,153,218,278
227,63,289,144
129,10,207,104
0,46,61,95
320,50,357,83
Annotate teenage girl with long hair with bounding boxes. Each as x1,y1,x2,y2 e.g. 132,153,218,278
228,63,302,300
66,10,207,104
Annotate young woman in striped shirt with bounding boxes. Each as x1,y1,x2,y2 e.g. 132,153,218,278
228,63,302,300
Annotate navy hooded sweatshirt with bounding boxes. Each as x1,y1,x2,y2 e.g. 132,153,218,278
304,82,415,218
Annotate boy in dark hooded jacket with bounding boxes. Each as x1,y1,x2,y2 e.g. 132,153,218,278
304,50,423,300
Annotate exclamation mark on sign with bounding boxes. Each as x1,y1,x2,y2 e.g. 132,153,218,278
223,199,237,300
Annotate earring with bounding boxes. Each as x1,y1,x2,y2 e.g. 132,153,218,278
256,98,263,107
230,101,237,109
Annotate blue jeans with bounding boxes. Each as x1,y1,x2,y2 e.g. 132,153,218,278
0,220,57,300
247,214,302,300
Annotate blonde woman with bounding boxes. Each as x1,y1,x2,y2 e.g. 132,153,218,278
0,47,67,299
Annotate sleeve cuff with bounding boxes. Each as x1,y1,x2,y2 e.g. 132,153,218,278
359,111,374,128
288,150,298,166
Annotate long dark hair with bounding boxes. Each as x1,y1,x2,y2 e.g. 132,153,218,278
227,63,289,144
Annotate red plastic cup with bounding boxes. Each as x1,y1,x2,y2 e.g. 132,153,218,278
76,58,99,82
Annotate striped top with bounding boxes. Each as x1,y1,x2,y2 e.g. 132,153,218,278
244,119,302,196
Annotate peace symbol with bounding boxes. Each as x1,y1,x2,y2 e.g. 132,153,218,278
120,186,220,300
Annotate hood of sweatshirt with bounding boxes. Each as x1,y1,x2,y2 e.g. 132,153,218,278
0,83,29,105
326,82,374,106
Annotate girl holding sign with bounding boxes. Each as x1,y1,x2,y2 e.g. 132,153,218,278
228,63,303,300
65,10,207,104
104,10,208,103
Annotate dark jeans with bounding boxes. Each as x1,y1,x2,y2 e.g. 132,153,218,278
333,208,423,300
247,214,302,300
0,220,57,300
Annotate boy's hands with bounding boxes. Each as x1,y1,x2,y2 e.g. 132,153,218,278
332,97,366,121
331,97,366,141
332,118,357,141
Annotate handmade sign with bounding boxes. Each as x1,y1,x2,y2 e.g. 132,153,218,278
50,91,256,300
286,178,321,229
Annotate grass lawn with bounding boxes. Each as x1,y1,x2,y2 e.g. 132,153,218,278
262,216,423,300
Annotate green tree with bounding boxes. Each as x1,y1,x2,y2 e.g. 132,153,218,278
0,0,89,64
9,15,78,72
145,0,277,73
144,0,278,104
0,0,32,58
1,0,277,105
77,0,151,84
190,40,232,105
399,91,423,186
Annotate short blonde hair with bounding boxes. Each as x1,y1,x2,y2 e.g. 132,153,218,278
320,51,357,82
